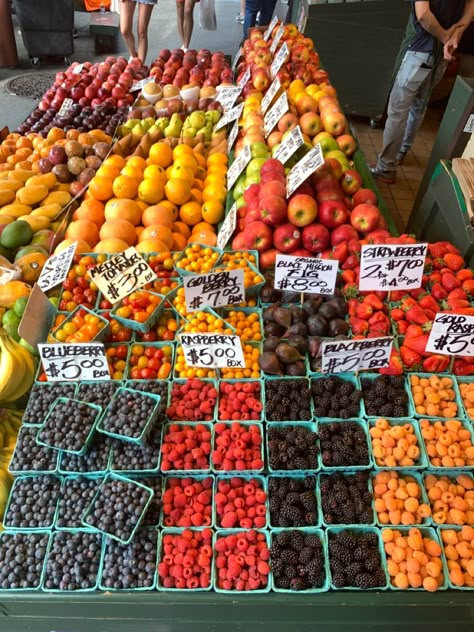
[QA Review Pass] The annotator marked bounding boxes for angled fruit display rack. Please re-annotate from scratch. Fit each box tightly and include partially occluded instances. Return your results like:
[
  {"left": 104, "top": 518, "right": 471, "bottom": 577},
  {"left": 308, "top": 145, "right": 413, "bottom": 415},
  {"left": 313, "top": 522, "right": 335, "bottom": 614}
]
[{"left": 0, "top": 19, "right": 474, "bottom": 632}]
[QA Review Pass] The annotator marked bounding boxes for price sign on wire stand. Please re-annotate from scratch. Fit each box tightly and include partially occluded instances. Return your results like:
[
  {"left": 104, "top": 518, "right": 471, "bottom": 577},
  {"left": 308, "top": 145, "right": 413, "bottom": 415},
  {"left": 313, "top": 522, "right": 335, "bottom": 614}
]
[
  {"left": 216, "top": 85, "right": 241, "bottom": 110},
  {"left": 38, "top": 342, "right": 111, "bottom": 382},
  {"left": 269, "top": 23, "right": 285, "bottom": 55},
  {"left": 238, "top": 67, "right": 251, "bottom": 88},
  {"left": 263, "top": 15, "right": 279, "bottom": 41},
  {"left": 270, "top": 42, "right": 289, "bottom": 79},
  {"left": 321, "top": 336, "right": 393, "bottom": 374},
  {"left": 286, "top": 142, "right": 324, "bottom": 196},
  {"left": 88, "top": 246, "right": 157, "bottom": 304},
  {"left": 274, "top": 254, "right": 338, "bottom": 295},
  {"left": 261, "top": 77, "right": 281, "bottom": 115},
  {"left": 184, "top": 268, "right": 245, "bottom": 311},
  {"left": 180, "top": 333, "right": 245, "bottom": 369},
  {"left": 214, "top": 102, "right": 244, "bottom": 132},
  {"left": 37, "top": 242, "right": 77, "bottom": 293},
  {"left": 426, "top": 313, "right": 474, "bottom": 356},
  {"left": 216, "top": 203, "right": 237, "bottom": 251},
  {"left": 227, "top": 144, "right": 252, "bottom": 189},
  {"left": 227, "top": 119, "right": 239, "bottom": 150},
  {"left": 359, "top": 243, "right": 427, "bottom": 292},
  {"left": 263, "top": 91, "right": 289, "bottom": 137},
  {"left": 273, "top": 125, "right": 304, "bottom": 164}
]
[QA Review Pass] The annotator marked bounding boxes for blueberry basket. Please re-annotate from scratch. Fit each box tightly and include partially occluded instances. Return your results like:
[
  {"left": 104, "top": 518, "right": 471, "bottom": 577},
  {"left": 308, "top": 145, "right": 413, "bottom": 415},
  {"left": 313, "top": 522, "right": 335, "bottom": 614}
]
[
  {"left": 310, "top": 373, "right": 363, "bottom": 421},
  {"left": 22, "top": 382, "right": 78, "bottom": 425},
  {"left": 267, "top": 473, "right": 319, "bottom": 528},
  {"left": 407, "top": 373, "right": 463, "bottom": 420},
  {"left": 111, "top": 291, "right": 165, "bottom": 334},
  {"left": 37, "top": 397, "right": 102, "bottom": 456},
  {"left": 212, "top": 421, "right": 264, "bottom": 474},
  {"left": 110, "top": 424, "right": 163, "bottom": 475},
  {"left": 162, "top": 474, "right": 214, "bottom": 528},
  {"left": 0, "top": 530, "right": 51, "bottom": 592},
  {"left": 372, "top": 470, "right": 432, "bottom": 527},
  {"left": 58, "top": 432, "right": 113, "bottom": 476},
  {"left": 270, "top": 528, "right": 329, "bottom": 593},
  {"left": 266, "top": 422, "right": 320, "bottom": 474},
  {"left": 214, "top": 473, "right": 268, "bottom": 529},
  {"left": 368, "top": 418, "right": 429, "bottom": 470},
  {"left": 9, "top": 424, "right": 60, "bottom": 476},
  {"left": 50, "top": 305, "right": 110, "bottom": 343},
  {"left": 54, "top": 475, "right": 103, "bottom": 531},
  {"left": 319, "top": 418, "right": 373, "bottom": 471},
  {"left": 2, "top": 474, "right": 62, "bottom": 532}
]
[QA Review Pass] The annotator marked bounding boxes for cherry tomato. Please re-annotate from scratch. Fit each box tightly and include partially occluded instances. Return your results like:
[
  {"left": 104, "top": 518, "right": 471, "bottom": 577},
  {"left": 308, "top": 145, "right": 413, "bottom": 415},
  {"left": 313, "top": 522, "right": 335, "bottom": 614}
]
[
  {"left": 140, "top": 368, "right": 157, "bottom": 380},
  {"left": 62, "top": 278, "right": 76, "bottom": 291},
  {"left": 140, "top": 331, "right": 157, "bottom": 342},
  {"left": 115, "top": 345, "right": 128, "bottom": 360},
  {"left": 144, "top": 347, "right": 155, "bottom": 358},
  {"left": 130, "top": 367, "right": 142, "bottom": 379},
  {"left": 148, "top": 357, "right": 162, "bottom": 371}
]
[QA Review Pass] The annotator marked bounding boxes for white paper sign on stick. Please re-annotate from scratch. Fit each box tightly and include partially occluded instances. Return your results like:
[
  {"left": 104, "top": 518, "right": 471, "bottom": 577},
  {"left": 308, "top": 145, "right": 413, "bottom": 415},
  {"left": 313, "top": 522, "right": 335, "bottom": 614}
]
[
  {"left": 359, "top": 243, "right": 427, "bottom": 292},
  {"left": 37, "top": 242, "right": 77, "bottom": 293},
  {"left": 38, "top": 342, "right": 111, "bottom": 382},
  {"left": 263, "top": 91, "right": 289, "bottom": 137},
  {"left": 216, "top": 203, "right": 237, "bottom": 251},
  {"left": 464, "top": 114, "right": 474, "bottom": 134},
  {"left": 274, "top": 255, "right": 338, "bottom": 295},
  {"left": 273, "top": 125, "right": 304, "bottom": 164},
  {"left": 72, "top": 63, "right": 84, "bottom": 75},
  {"left": 286, "top": 142, "right": 324, "bottom": 196},
  {"left": 321, "top": 337, "right": 393, "bottom": 374},
  {"left": 227, "top": 119, "right": 239, "bottom": 150},
  {"left": 227, "top": 144, "right": 252, "bottom": 189},
  {"left": 88, "top": 246, "right": 156, "bottom": 304},
  {"left": 426, "top": 313, "right": 474, "bottom": 356},
  {"left": 238, "top": 67, "right": 251, "bottom": 88},
  {"left": 214, "top": 102, "right": 244, "bottom": 132},
  {"left": 263, "top": 15, "right": 279, "bottom": 41},
  {"left": 58, "top": 98, "right": 74, "bottom": 116},
  {"left": 215, "top": 85, "right": 241, "bottom": 110},
  {"left": 270, "top": 42, "right": 289, "bottom": 79},
  {"left": 261, "top": 77, "right": 281, "bottom": 115},
  {"left": 180, "top": 333, "right": 245, "bottom": 369},
  {"left": 269, "top": 23, "right": 285, "bottom": 55},
  {"left": 183, "top": 268, "right": 245, "bottom": 311}
]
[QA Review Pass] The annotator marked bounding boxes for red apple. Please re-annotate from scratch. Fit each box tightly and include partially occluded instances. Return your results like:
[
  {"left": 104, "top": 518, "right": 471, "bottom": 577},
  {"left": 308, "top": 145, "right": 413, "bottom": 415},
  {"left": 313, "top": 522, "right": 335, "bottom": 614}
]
[
  {"left": 290, "top": 248, "right": 313, "bottom": 257},
  {"left": 232, "top": 232, "right": 247, "bottom": 250},
  {"left": 366, "top": 229, "right": 391, "bottom": 244},
  {"left": 352, "top": 188, "right": 377, "bottom": 206},
  {"left": 260, "top": 195, "right": 287, "bottom": 226},
  {"left": 273, "top": 223, "right": 301, "bottom": 253},
  {"left": 316, "top": 186, "right": 344, "bottom": 203},
  {"left": 277, "top": 113, "right": 298, "bottom": 133},
  {"left": 252, "top": 68, "right": 270, "bottom": 91},
  {"left": 242, "top": 221, "right": 273, "bottom": 251},
  {"left": 378, "top": 215, "right": 388, "bottom": 230},
  {"left": 290, "top": 183, "right": 314, "bottom": 198},
  {"left": 302, "top": 223, "right": 330, "bottom": 254},
  {"left": 320, "top": 110, "right": 346, "bottom": 136},
  {"left": 324, "top": 157, "right": 343, "bottom": 180},
  {"left": 260, "top": 171, "right": 286, "bottom": 186},
  {"left": 350, "top": 203, "right": 382, "bottom": 234},
  {"left": 312, "top": 170, "right": 338, "bottom": 192},
  {"left": 330, "top": 224, "right": 359, "bottom": 246},
  {"left": 341, "top": 169, "right": 362, "bottom": 196},
  {"left": 287, "top": 193, "right": 318, "bottom": 227},
  {"left": 259, "top": 180, "right": 287, "bottom": 200},
  {"left": 260, "top": 158, "right": 285, "bottom": 177},
  {"left": 336, "top": 134, "right": 357, "bottom": 157},
  {"left": 318, "top": 200, "right": 349, "bottom": 229},
  {"left": 243, "top": 183, "right": 260, "bottom": 204},
  {"left": 244, "top": 208, "right": 263, "bottom": 225},
  {"left": 299, "top": 111, "right": 321, "bottom": 137},
  {"left": 259, "top": 248, "right": 280, "bottom": 269}
]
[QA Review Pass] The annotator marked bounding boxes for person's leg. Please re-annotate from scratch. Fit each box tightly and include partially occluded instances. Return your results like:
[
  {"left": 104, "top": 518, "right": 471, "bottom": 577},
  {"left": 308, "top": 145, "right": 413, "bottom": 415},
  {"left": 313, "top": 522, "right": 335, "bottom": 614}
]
[
  {"left": 182, "top": 0, "right": 196, "bottom": 50},
  {"left": 243, "top": 0, "right": 259, "bottom": 38},
  {"left": 258, "top": 0, "right": 277, "bottom": 28},
  {"left": 176, "top": 0, "right": 185, "bottom": 48},
  {"left": 136, "top": 1, "right": 155, "bottom": 62},
  {"left": 373, "top": 51, "right": 434, "bottom": 182},
  {"left": 120, "top": 0, "right": 138, "bottom": 59},
  {"left": 236, "top": 0, "right": 245, "bottom": 22}
]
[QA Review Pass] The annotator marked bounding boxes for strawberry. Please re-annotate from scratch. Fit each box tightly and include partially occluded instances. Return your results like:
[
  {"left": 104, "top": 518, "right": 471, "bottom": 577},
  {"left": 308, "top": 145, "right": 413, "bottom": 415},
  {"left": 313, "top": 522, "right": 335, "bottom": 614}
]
[
  {"left": 405, "top": 306, "right": 431, "bottom": 325},
  {"left": 457, "top": 269, "right": 473, "bottom": 282},
  {"left": 448, "top": 288, "right": 468, "bottom": 301},
  {"left": 347, "top": 238, "right": 361, "bottom": 254},
  {"left": 341, "top": 254, "right": 359, "bottom": 270},
  {"left": 400, "top": 346, "right": 422, "bottom": 369},
  {"left": 368, "top": 321, "right": 391, "bottom": 336},
  {"left": 343, "top": 282, "right": 359, "bottom": 297},
  {"left": 462, "top": 279, "right": 474, "bottom": 296},
  {"left": 445, "top": 298, "right": 471, "bottom": 310},
  {"left": 347, "top": 298, "right": 358, "bottom": 317},
  {"left": 441, "top": 273, "right": 461, "bottom": 291},
  {"left": 453, "top": 359, "right": 474, "bottom": 376},
  {"left": 397, "top": 320, "right": 409, "bottom": 335},
  {"left": 405, "top": 324, "right": 424, "bottom": 339},
  {"left": 332, "top": 242, "right": 348, "bottom": 263},
  {"left": 341, "top": 269, "right": 356, "bottom": 284},
  {"left": 356, "top": 302, "right": 373, "bottom": 319},
  {"left": 428, "top": 243, "right": 447, "bottom": 258},
  {"left": 350, "top": 317, "right": 369, "bottom": 335},
  {"left": 404, "top": 334, "right": 430, "bottom": 357},
  {"left": 390, "top": 290, "right": 409, "bottom": 302},
  {"left": 431, "top": 282, "right": 448, "bottom": 301},
  {"left": 444, "top": 254, "right": 464, "bottom": 271},
  {"left": 418, "top": 294, "right": 440, "bottom": 313},
  {"left": 422, "top": 354, "right": 450, "bottom": 373},
  {"left": 423, "top": 309, "right": 437, "bottom": 321},
  {"left": 379, "top": 351, "right": 404, "bottom": 376},
  {"left": 362, "top": 293, "right": 384, "bottom": 310},
  {"left": 368, "top": 312, "right": 390, "bottom": 326},
  {"left": 390, "top": 308, "right": 405, "bottom": 321}
]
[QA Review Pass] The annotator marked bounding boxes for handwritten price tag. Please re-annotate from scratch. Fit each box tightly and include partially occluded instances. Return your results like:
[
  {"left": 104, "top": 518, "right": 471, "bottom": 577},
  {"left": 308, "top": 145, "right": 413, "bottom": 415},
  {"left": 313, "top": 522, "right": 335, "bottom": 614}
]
[
  {"left": 270, "top": 42, "right": 289, "bottom": 80},
  {"left": 269, "top": 23, "right": 285, "bottom": 55},
  {"left": 216, "top": 85, "right": 241, "bottom": 110},
  {"left": 273, "top": 125, "right": 304, "bottom": 164},
  {"left": 214, "top": 102, "right": 244, "bottom": 132},
  {"left": 321, "top": 337, "right": 393, "bottom": 374},
  {"left": 359, "top": 243, "right": 427, "bottom": 292},
  {"left": 286, "top": 142, "right": 324, "bottom": 196},
  {"left": 261, "top": 77, "right": 281, "bottom": 115},
  {"left": 180, "top": 333, "right": 245, "bottom": 369},
  {"left": 227, "top": 119, "right": 239, "bottom": 150},
  {"left": 89, "top": 246, "right": 156, "bottom": 304},
  {"left": 263, "top": 15, "right": 279, "bottom": 41},
  {"left": 238, "top": 67, "right": 251, "bottom": 88},
  {"left": 216, "top": 203, "right": 237, "bottom": 251},
  {"left": 131, "top": 77, "right": 155, "bottom": 92},
  {"left": 264, "top": 91, "right": 289, "bottom": 137},
  {"left": 184, "top": 268, "right": 245, "bottom": 311},
  {"left": 58, "top": 98, "right": 74, "bottom": 117},
  {"left": 37, "top": 242, "right": 77, "bottom": 293},
  {"left": 227, "top": 144, "right": 252, "bottom": 189},
  {"left": 38, "top": 342, "right": 110, "bottom": 382},
  {"left": 426, "top": 313, "right": 474, "bottom": 356},
  {"left": 274, "top": 255, "right": 338, "bottom": 295}
]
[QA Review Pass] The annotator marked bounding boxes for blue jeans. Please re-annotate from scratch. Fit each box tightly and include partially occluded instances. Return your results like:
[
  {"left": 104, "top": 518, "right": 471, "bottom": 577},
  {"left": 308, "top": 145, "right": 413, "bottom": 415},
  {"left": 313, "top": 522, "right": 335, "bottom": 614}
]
[
  {"left": 376, "top": 50, "right": 447, "bottom": 174},
  {"left": 243, "top": 0, "right": 277, "bottom": 38}
]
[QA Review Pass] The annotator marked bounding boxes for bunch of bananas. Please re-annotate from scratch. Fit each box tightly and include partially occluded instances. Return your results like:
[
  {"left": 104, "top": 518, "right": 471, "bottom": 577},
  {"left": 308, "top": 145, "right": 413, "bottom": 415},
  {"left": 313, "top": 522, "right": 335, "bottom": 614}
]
[
  {"left": 0, "top": 407, "right": 22, "bottom": 524},
  {"left": 0, "top": 329, "right": 36, "bottom": 404}
]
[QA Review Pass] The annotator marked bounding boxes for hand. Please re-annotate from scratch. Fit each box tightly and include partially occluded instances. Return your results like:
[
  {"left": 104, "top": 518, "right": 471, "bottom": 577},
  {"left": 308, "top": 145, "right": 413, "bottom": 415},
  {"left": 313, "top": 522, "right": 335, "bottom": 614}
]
[{"left": 443, "top": 28, "right": 462, "bottom": 60}]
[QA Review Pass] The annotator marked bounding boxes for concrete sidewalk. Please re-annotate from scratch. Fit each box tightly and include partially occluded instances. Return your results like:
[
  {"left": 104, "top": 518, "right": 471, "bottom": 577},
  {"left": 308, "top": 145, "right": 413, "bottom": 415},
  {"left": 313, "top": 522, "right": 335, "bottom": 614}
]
[{"left": 0, "top": 0, "right": 267, "bottom": 131}]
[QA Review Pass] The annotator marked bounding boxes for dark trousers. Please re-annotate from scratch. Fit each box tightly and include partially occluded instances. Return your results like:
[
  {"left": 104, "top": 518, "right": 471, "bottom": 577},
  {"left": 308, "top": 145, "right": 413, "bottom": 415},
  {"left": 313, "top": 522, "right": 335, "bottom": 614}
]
[{"left": 243, "top": 0, "right": 277, "bottom": 38}]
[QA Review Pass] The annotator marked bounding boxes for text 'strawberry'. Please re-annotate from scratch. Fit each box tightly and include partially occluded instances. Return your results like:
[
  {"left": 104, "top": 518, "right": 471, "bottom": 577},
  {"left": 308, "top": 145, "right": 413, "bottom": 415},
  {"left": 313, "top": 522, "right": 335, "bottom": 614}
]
[
  {"left": 215, "top": 477, "right": 267, "bottom": 529},
  {"left": 158, "top": 528, "right": 213, "bottom": 590},
  {"left": 162, "top": 476, "right": 213, "bottom": 527},
  {"left": 215, "top": 530, "right": 270, "bottom": 591},
  {"left": 161, "top": 423, "right": 211, "bottom": 471},
  {"left": 212, "top": 422, "right": 263, "bottom": 471},
  {"left": 166, "top": 379, "right": 218, "bottom": 422},
  {"left": 218, "top": 381, "right": 263, "bottom": 421}
]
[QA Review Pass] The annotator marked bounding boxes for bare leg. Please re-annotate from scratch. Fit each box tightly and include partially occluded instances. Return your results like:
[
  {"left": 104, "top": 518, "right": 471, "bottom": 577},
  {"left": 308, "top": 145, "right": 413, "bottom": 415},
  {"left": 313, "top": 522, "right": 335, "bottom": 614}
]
[
  {"left": 137, "top": 2, "right": 154, "bottom": 62},
  {"left": 240, "top": 0, "right": 245, "bottom": 17},
  {"left": 120, "top": 0, "right": 137, "bottom": 58},
  {"left": 182, "top": 0, "right": 196, "bottom": 50},
  {"left": 176, "top": 1, "right": 185, "bottom": 48}
]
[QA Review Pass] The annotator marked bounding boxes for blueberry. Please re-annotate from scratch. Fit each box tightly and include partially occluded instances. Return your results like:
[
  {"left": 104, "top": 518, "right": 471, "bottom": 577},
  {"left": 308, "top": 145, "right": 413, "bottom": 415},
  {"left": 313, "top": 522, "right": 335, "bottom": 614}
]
[
  {"left": 77, "top": 381, "right": 118, "bottom": 408},
  {"left": 10, "top": 426, "right": 57, "bottom": 473},
  {"left": 23, "top": 383, "right": 76, "bottom": 425},
  {"left": 43, "top": 531, "right": 102, "bottom": 591},
  {"left": 111, "top": 425, "right": 162, "bottom": 472},
  {"left": 100, "top": 389, "right": 160, "bottom": 440},
  {"left": 39, "top": 398, "right": 99, "bottom": 453},
  {"left": 0, "top": 532, "right": 50, "bottom": 589},
  {"left": 56, "top": 477, "right": 101, "bottom": 529},
  {"left": 4, "top": 475, "right": 61, "bottom": 529},
  {"left": 60, "top": 433, "right": 112, "bottom": 474},
  {"left": 101, "top": 529, "right": 157, "bottom": 589}
]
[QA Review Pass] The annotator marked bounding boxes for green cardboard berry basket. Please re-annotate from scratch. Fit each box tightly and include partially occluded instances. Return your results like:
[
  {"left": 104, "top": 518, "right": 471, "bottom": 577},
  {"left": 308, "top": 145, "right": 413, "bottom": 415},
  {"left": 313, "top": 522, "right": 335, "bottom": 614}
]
[
  {"left": 212, "top": 421, "right": 264, "bottom": 475},
  {"left": 214, "top": 473, "right": 268, "bottom": 529},
  {"left": 407, "top": 372, "right": 463, "bottom": 420},
  {"left": 266, "top": 421, "right": 321, "bottom": 474},
  {"left": 371, "top": 470, "right": 432, "bottom": 527},
  {"left": 54, "top": 474, "right": 103, "bottom": 532},
  {"left": 267, "top": 472, "right": 319, "bottom": 529},
  {"left": 126, "top": 341, "right": 175, "bottom": 382},
  {"left": 0, "top": 530, "right": 52, "bottom": 592},
  {"left": 437, "top": 526, "right": 474, "bottom": 590},
  {"left": 111, "top": 291, "right": 165, "bottom": 334},
  {"left": 423, "top": 471, "right": 474, "bottom": 527},
  {"left": 174, "top": 243, "right": 222, "bottom": 277},
  {"left": 310, "top": 373, "right": 364, "bottom": 421},
  {"left": 9, "top": 424, "right": 60, "bottom": 476},
  {"left": 58, "top": 432, "right": 113, "bottom": 476},
  {"left": 161, "top": 473, "right": 214, "bottom": 529},
  {"left": 50, "top": 305, "right": 110, "bottom": 343},
  {"left": 368, "top": 418, "right": 429, "bottom": 471},
  {"left": 221, "top": 307, "right": 264, "bottom": 343},
  {"left": 418, "top": 417, "right": 474, "bottom": 471},
  {"left": 318, "top": 472, "right": 377, "bottom": 527},
  {"left": 318, "top": 418, "right": 373, "bottom": 471},
  {"left": 110, "top": 424, "right": 163, "bottom": 476},
  {"left": 160, "top": 421, "right": 213, "bottom": 474},
  {"left": 22, "top": 382, "right": 78, "bottom": 425},
  {"left": 455, "top": 376, "right": 474, "bottom": 422},
  {"left": 2, "top": 474, "right": 63, "bottom": 532},
  {"left": 270, "top": 527, "right": 329, "bottom": 593},
  {"left": 360, "top": 372, "right": 415, "bottom": 420}
]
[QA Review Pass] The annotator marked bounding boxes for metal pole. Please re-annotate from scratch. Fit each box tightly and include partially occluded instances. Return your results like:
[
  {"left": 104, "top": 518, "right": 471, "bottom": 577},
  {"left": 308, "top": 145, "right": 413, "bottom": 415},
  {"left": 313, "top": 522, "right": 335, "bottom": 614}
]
[{"left": 0, "top": 0, "right": 19, "bottom": 67}]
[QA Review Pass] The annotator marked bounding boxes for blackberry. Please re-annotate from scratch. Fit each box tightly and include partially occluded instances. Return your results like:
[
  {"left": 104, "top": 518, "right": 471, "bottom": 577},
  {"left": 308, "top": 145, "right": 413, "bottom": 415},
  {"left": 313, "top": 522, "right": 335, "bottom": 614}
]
[
  {"left": 290, "top": 577, "right": 307, "bottom": 591},
  {"left": 289, "top": 530, "right": 304, "bottom": 551},
  {"left": 354, "top": 573, "right": 372, "bottom": 589},
  {"left": 275, "top": 531, "right": 290, "bottom": 547},
  {"left": 275, "top": 576, "right": 291, "bottom": 589},
  {"left": 285, "top": 565, "right": 297, "bottom": 579},
  {"left": 393, "top": 406, "right": 406, "bottom": 418},
  {"left": 270, "top": 558, "right": 284, "bottom": 576},
  {"left": 300, "top": 491, "right": 316, "bottom": 512},
  {"left": 286, "top": 491, "right": 301, "bottom": 505},
  {"left": 331, "top": 572, "right": 346, "bottom": 588},
  {"left": 266, "top": 380, "right": 311, "bottom": 421},
  {"left": 304, "top": 534, "right": 321, "bottom": 549},
  {"left": 298, "top": 547, "right": 314, "bottom": 564},
  {"left": 280, "top": 549, "right": 299, "bottom": 565}
]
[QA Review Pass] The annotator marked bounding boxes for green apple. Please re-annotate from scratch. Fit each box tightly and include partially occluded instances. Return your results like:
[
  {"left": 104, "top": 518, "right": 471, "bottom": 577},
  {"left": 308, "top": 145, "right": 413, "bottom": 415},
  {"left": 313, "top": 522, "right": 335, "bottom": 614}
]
[
  {"left": 232, "top": 174, "right": 247, "bottom": 200},
  {"left": 19, "top": 337, "right": 39, "bottom": 357},
  {"left": 313, "top": 131, "right": 339, "bottom": 155},
  {"left": 246, "top": 157, "right": 267, "bottom": 177},
  {"left": 271, "top": 143, "right": 282, "bottom": 158},
  {"left": 235, "top": 196, "right": 246, "bottom": 209},
  {"left": 245, "top": 172, "right": 261, "bottom": 187},
  {"left": 325, "top": 149, "right": 350, "bottom": 170},
  {"left": 250, "top": 141, "right": 270, "bottom": 159}
]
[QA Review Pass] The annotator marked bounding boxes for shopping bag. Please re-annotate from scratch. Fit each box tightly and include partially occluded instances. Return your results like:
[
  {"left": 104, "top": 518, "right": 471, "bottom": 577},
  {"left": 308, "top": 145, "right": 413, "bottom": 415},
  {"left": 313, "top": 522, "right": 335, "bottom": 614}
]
[{"left": 199, "top": 0, "right": 217, "bottom": 31}]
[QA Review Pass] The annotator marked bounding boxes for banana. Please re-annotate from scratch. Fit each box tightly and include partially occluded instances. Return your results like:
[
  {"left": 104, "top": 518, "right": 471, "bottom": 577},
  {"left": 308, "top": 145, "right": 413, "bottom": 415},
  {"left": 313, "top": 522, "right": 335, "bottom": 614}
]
[
  {"left": 2, "top": 341, "right": 36, "bottom": 403},
  {"left": 0, "top": 331, "right": 26, "bottom": 403}
]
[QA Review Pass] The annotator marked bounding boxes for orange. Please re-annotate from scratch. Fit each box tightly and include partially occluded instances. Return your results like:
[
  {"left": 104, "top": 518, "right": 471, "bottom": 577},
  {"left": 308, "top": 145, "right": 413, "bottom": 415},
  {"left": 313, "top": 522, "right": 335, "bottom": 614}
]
[
  {"left": 54, "top": 238, "right": 91, "bottom": 255},
  {"left": 201, "top": 199, "right": 224, "bottom": 224},
  {"left": 136, "top": 238, "right": 170, "bottom": 254},
  {"left": 126, "top": 156, "right": 147, "bottom": 171},
  {"left": 189, "top": 188, "right": 203, "bottom": 204},
  {"left": 202, "top": 183, "right": 227, "bottom": 203},
  {"left": 135, "top": 199, "right": 148, "bottom": 213},
  {"left": 88, "top": 176, "right": 114, "bottom": 202},
  {"left": 102, "top": 155, "right": 126, "bottom": 170},
  {"left": 104, "top": 198, "right": 142, "bottom": 226},
  {"left": 173, "top": 144, "right": 194, "bottom": 160},
  {"left": 165, "top": 178, "right": 191, "bottom": 205},
  {"left": 139, "top": 224, "right": 173, "bottom": 248},
  {"left": 204, "top": 173, "right": 227, "bottom": 189},
  {"left": 136, "top": 225, "right": 144, "bottom": 240},
  {"left": 65, "top": 219, "right": 100, "bottom": 247},
  {"left": 174, "top": 154, "right": 198, "bottom": 173},
  {"left": 159, "top": 200, "right": 179, "bottom": 221},
  {"left": 93, "top": 238, "right": 129, "bottom": 254},
  {"left": 206, "top": 164, "right": 227, "bottom": 177},
  {"left": 172, "top": 221, "right": 191, "bottom": 239},
  {"left": 192, "top": 221, "right": 216, "bottom": 234},
  {"left": 190, "top": 230, "right": 217, "bottom": 247},
  {"left": 149, "top": 142, "right": 173, "bottom": 168},
  {"left": 179, "top": 200, "right": 202, "bottom": 226},
  {"left": 171, "top": 232, "right": 187, "bottom": 251},
  {"left": 142, "top": 204, "right": 174, "bottom": 228},
  {"left": 46, "top": 127, "right": 65, "bottom": 143},
  {"left": 138, "top": 178, "right": 165, "bottom": 205},
  {"left": 143, "top": 164, "right": 166, "bottom": 183},
  {"left": 121, "top": 165, "right": 143, "bottom": 181},
  {"left": 206, "top": 152, "right": 228, "bottom": 167},
  {"left": 96, "top": 164, "right": 120, "bottom": 180},
  {"left": 73, "top": 199, "right": 105, "bottom": 227},
  {"left": 65, "top": 129, "right": 80, "bottom": 141},
  {"left": 113, "top": 175, "right": 138, "bottom": 199},
  {"left": 99, "top": 219, "right": 137, "bottom": 246},
  {"left": 168, "top": 164, "right": 195, "bottom": 185}
]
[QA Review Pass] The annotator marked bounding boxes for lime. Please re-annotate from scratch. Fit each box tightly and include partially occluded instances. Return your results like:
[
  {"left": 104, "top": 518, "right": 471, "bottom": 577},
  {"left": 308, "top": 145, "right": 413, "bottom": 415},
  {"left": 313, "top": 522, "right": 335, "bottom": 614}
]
[
  {"left": 19, "top": 337, "right": 39, "bottom": 357},
  {"left": 2, "top": 309, "right": 21, "bottom": 330},
  {"left": 3, "top": 322, "right": 20, "bottom": 342},
  {"left": 48, "top": 297, "right": 59, "bottom": 309},
  {"left": 0, "top": 220, "right": 33, "bottom": 250},
  {"left": 13, "top": 296, "right": 29, "bottom": 318}
]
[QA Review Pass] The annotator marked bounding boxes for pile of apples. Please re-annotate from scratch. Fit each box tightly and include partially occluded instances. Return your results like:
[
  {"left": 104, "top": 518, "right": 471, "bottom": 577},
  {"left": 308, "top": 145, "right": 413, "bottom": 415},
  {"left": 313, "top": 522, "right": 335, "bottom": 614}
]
[{"left": 149, "top": 48, "right": 234, "bottom": 89}]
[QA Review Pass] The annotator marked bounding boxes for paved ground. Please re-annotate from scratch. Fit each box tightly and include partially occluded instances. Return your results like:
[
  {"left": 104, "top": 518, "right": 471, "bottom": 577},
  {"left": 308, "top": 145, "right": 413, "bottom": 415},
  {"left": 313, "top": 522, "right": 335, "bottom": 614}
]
[{"left": 0, "top": 0, "right": 289, "bottom": 131}]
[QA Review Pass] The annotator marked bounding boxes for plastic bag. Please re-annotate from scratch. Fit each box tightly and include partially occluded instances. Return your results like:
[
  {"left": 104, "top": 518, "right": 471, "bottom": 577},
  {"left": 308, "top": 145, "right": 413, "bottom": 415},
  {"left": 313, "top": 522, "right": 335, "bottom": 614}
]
[{"left": 199, "top": 0, "right": 217, "bottom": 31}]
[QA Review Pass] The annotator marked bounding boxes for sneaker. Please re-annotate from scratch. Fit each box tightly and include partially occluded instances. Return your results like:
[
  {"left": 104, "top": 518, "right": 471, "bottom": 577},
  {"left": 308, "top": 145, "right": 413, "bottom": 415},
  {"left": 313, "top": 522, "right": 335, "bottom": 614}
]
[
  {"left": 369, "top": 165, "right": 396, "bottom": 185},
  {"left": 235, "top": 14, "right": 244, "bottom": 23},
  {"left": 395, "top": 151, "right": 407, "bottom": 166}
]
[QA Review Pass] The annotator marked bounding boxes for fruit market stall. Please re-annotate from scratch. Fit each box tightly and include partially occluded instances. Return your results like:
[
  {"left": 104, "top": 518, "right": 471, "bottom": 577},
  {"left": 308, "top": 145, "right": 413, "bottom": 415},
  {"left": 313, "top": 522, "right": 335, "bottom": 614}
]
[{"left": 0, "top": 19, "right": 474, "bottom": 632}]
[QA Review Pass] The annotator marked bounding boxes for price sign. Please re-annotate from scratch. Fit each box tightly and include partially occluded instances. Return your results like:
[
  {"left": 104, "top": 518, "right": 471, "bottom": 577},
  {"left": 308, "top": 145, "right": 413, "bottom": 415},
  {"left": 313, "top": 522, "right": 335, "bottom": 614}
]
[
  {"left": 180, "top": 333, "right": 245, "bottom": 369},
  {"left": 359, "top": 243, "right": 427, "bottom": 292},
  {"left": 269, "top": 23, "right": 285, "bottom": 55},
  {"left": 227, "top": 144, "right": 252, "bottom": 189},
  {"left": 264, "top": 91, "right": 289, "bottom": 137},
  {"left": 131, "top": 77, "right": 155, "bottom": 92},
  {"left": 274, "top": 255, "right": 338, "bottom": 295},
  {"left": 238, "top": 67, "right": 251, "bottom": 88},
  {"left": 426, "top": 313, "right": 474, "bottom": 356},
  {"left": 270, "top": 42, "right": 289, "bottom": 79},
  {"left": 38, "top": 342, "right": 111, "bottom": 382},
  {"left": 89, "top": 246, "right": 156, "bottom": 304},
  {"left": 261, "top": 77, "right": 281, "bottom": 115},
  {"left": 227, "top": 119, "right": 239, "bottom": 150},
  {"left": 232, "top": 47, "right": 242, "bottom": 71},
  {"left": 286, "top": 142, "right": 324, "bottom": 196},
  {"left": 72, "top": 63, "right": 84, "bottom": 75},
  {"left": 216, "top": 85, "right": 241, "bottom": 110},
  {"left": 321, "top": 337, "right": 393, "bottom": 374},
  {"left": 273, "top": 125, "right": 304, "bottom": 164},
  {"left": 184, "top": 268, "right": 245, "bottom": 311},
  {"left": 217, "top": 203, "right": 237, "bottom": 250},
  {"left": 263, "top": 15, "right": 279, "bottom": 41},
  {"left": 37, "top": 242, "right": 77, "bottom": 293},
  {"left": 58, "top": 98, "right": 74, "bottom": 117},
  {"left": 214, "top": 102, "right": 244, "bottom": 132}
]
